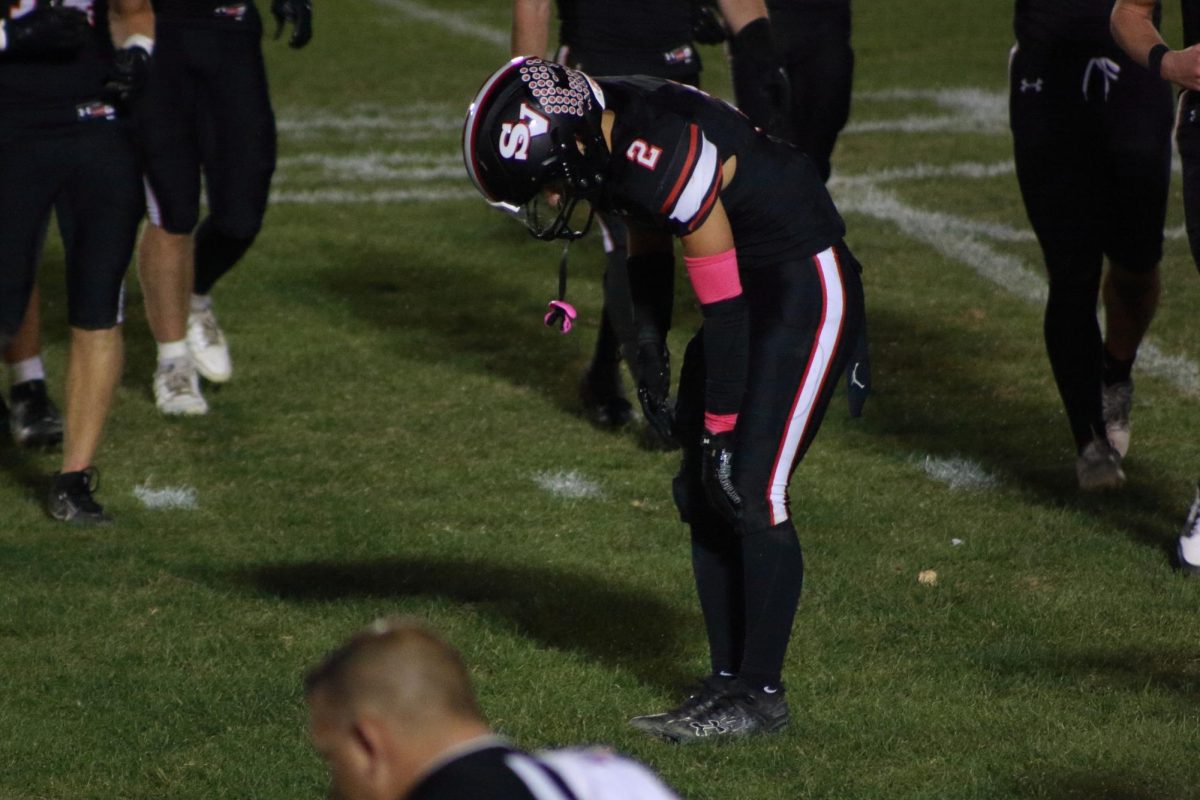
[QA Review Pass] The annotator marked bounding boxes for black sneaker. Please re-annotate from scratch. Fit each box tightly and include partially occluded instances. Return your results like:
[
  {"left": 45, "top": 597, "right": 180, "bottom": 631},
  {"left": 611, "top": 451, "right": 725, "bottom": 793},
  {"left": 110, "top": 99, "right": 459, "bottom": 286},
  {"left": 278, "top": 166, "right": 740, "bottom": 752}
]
[
  {"left": 640, "top": 680, "right": 789, "bottom": 744},
  {"left": 578, "top": 365, "right": 633, "bottom": 428},
  {"left": 10, "top": 380, "right": 63, "bottom": 448},
  {"left": 48, "top": 468, "right": 113, "bottom": 525},
  {"left": 630, "top": 675, "right": 736, "bottom": 739}
]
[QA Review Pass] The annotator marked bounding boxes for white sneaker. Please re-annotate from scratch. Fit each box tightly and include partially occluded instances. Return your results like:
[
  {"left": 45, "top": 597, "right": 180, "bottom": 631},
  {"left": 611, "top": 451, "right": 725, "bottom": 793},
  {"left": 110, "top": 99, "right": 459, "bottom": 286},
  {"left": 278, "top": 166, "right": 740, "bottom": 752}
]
[
  {"left": 1102, "top": 380, "right": 1133, "bottom": 458},
  {"left": 187, "top": 306, "right": 232, "bottom": 383},
  {"left": 1179, "top": 483, "right": 1200, "bottom": 576},
  {"left": 1075, "top": 438, "right": 1126, "bottom": 492},
  {"left": 154, "top": 360, "right": 208, "bottom": 416}
]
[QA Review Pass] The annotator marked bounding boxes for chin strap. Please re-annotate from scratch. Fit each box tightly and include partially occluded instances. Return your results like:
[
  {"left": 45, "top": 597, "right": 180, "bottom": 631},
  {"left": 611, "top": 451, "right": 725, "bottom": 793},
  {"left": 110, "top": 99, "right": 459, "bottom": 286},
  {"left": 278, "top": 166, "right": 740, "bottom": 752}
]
[{"left": 543, "top": 240, "right": 577, "bottom": 334}]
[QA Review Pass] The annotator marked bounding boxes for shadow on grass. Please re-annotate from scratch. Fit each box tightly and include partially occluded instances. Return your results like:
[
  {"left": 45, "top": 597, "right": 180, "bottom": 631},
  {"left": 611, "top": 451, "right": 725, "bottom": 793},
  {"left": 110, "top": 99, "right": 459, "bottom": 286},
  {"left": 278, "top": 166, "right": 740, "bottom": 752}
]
[
  {"left": 316, "top": 235, "right": 592, "bottom": 419},
  {"left": 1014, "top": 769, "right": 1186, "bottom": 800},
  {"left": 232, "top": 557, "right": 697, "bottom": 691},
  {"left": 844, "top": 304, "right": 1185, "bottom": 563},
  {"left": 992, "top": 646, "right": 1200, "bottom": 705}
]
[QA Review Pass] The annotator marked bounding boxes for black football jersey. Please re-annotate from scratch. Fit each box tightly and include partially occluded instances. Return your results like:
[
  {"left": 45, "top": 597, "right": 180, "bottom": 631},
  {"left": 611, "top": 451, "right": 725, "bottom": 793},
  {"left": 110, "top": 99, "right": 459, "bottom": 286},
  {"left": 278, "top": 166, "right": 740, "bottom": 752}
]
[
  {"left": 1015, "top": 0, "right": 1162, "bottom": 50},
  {"left": 0, "top": 0, "right": 114, "bottom": 115},
  {"left": 596, "top": 76, "right": 844, "bottom": 261},
  {"left": 152, "top": 0, "right": 262, "bottom": 27},
  {"left": 557, "top": 0, "right": 692, "bottom": 56}
]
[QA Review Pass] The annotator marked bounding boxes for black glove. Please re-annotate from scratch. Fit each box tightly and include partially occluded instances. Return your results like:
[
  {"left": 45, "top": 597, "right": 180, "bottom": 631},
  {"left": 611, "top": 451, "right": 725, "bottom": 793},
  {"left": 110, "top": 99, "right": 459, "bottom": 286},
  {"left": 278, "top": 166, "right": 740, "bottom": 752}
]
[
  {"left": 103, "top": 42, "right": 151, "bottom": 111},
  {"left": 692, "top": 0, "right": 727, "bottom": 45},
  {"left": 700, "top": 430, "right": 742, "bottom": 524},
  {"left": 729, "top": 18, "right": 796, "bottom": 142},
  {"left": 635, "top": 340, "right": 674, "bottom": 443},
  {"left": 272, "top": 0, "right": 312, "bottom": 49},
  {"left": 0, "top": 5, "right": 91, "bottom": 59}
]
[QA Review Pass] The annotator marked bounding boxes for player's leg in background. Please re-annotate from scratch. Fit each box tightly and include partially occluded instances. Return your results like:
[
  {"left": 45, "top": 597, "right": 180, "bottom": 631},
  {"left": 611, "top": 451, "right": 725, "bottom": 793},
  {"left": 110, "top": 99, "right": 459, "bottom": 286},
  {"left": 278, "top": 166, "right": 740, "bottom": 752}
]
[
  {"left": 1097, "top": 54, "right": 1172, "bottom": 460},
  {"left": 188, "top": 28, "right": 277, "bottom": 386},
  {"left": 3, "top": 280, "right": 64, "bottom": 448},
  {"left": 0, "top": 131, "right": 61, "bottom": 451},
  {"left": 137, "top": 25, "right": 208, "bottom": 415},
  {"left": 1011, "top": 47, "right": 1119, "bottom": 489},
  {"left": 580, "top": 214, "right": 634, "bottom": 428},
  {"left": 1171, "top": 89, "right": 1200, "bottom": 574},
  {"left": 52, "top": 122, "right": 144, "bottom": 523}
]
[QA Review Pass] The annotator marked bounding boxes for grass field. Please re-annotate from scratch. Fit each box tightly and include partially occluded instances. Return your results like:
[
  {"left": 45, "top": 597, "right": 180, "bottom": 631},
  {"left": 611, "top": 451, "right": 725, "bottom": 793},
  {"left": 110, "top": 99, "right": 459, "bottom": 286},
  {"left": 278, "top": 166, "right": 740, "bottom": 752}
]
[{"left": 2, "top": 1, "right": 1199, "bottom": 798}]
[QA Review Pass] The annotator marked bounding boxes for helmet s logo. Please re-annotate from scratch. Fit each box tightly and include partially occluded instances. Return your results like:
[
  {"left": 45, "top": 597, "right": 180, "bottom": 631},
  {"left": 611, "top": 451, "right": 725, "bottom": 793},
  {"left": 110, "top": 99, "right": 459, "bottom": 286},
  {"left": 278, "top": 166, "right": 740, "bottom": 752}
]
[{"left": 498, "top": 103, "right": 550, "bottom": 162}]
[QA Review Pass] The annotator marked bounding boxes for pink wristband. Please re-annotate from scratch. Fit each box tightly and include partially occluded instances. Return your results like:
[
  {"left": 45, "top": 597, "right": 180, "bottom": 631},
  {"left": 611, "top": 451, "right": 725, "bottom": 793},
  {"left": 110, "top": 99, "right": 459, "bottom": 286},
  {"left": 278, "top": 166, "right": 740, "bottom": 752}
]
[
  {"left": 685, "top": 248, "right": 742, "bottom": 305},
  {"left": 704, "top": 412, "right": 738, "bottom": 434}
]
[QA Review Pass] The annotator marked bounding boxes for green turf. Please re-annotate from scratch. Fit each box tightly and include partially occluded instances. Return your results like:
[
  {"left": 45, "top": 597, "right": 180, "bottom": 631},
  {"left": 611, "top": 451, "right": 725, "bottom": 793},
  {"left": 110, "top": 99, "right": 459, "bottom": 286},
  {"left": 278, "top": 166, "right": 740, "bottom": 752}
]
[{"left": 2, "top": 1, "right": 1198, "bottom": 798}]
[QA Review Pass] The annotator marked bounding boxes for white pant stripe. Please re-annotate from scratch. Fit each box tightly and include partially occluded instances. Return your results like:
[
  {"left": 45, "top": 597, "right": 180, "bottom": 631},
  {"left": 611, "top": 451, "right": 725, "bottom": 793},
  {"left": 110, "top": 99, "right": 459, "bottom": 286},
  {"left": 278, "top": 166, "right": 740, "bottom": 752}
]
[
  {"left": 767, "top": 246, "right": 847, "bottom": 525},
  {"left": 143, "top": 176, "right": 162, "bottom": 228}
]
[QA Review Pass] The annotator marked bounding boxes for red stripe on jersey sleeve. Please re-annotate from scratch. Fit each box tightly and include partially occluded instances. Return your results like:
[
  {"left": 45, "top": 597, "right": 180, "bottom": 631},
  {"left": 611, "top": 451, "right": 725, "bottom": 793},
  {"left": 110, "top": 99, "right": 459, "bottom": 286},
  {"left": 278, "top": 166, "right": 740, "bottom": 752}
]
[{"left": 659, "top": 124, "right": 699, "bottom": 215}]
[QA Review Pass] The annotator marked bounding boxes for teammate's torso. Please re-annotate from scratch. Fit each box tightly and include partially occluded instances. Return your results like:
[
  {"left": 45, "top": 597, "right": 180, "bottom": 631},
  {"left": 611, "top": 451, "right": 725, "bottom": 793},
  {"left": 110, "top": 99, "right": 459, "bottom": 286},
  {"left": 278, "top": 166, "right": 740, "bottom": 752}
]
[
  {"left": 557, "top": 0, "right": 692, "bottom": 54},
  {"left": 1015, "top": 0, "right": 1161, "bottom": 51},
  {"left": 151, "top": 0, "right": 262, "bottom": 31},
  {"left": 555, "top": 0, "right": 698, "bottom": 79},
  {"left": 598, "top": 76, "right": 844, "bottom": 259},
  {"left": 0, "top": 0, "right": 116, "bottom": 118}
]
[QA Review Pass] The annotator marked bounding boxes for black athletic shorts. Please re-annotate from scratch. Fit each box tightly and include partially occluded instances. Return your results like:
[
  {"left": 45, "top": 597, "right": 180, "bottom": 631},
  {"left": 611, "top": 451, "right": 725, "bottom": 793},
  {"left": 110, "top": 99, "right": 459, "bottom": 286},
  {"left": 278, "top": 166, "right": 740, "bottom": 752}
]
[
  {"left": 1010, "top": 44, "right": 1173, "bottom": 274},
  {"left": 674, "top": 242, "right": 865, "bottom": 535},
  {"left": 0, "top": 113, "right": 142, "bottom": 334},
  {"left": 138, "top": 15, "right": 276, "bottom": 237}
]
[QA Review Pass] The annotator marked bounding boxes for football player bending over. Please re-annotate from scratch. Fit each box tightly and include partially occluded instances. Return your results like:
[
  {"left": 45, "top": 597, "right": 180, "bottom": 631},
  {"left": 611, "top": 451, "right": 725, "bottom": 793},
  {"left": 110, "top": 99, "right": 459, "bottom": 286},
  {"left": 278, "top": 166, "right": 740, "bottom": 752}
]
[{"left": 463, "top": 58, "right": 865, "bottom": 741}]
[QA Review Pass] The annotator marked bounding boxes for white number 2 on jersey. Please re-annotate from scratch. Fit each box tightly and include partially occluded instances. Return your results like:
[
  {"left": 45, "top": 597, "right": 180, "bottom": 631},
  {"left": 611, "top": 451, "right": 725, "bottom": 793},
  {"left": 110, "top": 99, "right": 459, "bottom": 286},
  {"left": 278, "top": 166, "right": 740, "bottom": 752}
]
[{"left": 626, "top": 139, "right": 662, "bottom": 170}]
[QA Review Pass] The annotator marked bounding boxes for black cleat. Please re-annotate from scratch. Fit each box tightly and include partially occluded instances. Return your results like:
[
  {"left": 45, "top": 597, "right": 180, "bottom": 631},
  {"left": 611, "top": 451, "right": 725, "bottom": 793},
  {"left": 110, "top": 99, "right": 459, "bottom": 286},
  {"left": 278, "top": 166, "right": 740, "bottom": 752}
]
[
  {"left": 10, "top": 379, "right": 63, "bottom": 448},
  {"left": 633, "top": 679, "right": 789, "bottom": 744},
  {"left": 630, "top": 675, "right": 735, "bottom": 739},
  {"left": 48, "top": 468, "right": 113, "bottom": 525},
  {"left": 579, "top": 365, "right": 633, "bottom": 428}
]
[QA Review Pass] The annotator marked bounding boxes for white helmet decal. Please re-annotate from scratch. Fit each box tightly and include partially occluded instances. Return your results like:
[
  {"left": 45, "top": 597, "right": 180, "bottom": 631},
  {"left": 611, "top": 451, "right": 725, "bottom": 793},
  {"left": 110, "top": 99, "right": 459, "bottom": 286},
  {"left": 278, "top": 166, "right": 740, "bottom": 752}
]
[{"left": 498, "top": 103, "right": 549, "bottom": 162}]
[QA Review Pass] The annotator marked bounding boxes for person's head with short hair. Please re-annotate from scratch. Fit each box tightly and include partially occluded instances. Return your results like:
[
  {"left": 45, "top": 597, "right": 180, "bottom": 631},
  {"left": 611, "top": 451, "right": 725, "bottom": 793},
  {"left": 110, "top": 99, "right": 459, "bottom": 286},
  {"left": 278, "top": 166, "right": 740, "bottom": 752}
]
[{"left": 305, "top": 618, "right": 492, "bottom": 800}]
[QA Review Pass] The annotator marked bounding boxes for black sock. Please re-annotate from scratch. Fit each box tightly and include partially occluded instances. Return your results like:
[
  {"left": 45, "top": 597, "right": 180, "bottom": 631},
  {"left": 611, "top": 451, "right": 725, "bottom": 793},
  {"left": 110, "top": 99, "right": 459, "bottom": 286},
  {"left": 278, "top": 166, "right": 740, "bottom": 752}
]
[
  {"left": 1102, "top": 347, "right": 1134, "bottom": 386},
  {"left": 690, "top": 515, "right": 744, "bottom": 677},
  {"left": 737, "top": 520, "right": 804, "bottom": 690}
]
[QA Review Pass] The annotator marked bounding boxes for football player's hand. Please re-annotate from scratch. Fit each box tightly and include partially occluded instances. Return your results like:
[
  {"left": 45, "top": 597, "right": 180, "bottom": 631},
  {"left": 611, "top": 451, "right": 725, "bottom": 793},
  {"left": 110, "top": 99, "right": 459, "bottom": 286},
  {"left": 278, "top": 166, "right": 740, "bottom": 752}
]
[
  {"left": 732, "top": 60, "right": 795, "bottom": 142},
  {"left": 104, "top": 41, "right": 152, "bottom": 111},
  {"left": 692, "top": 0, "right": 727, "bottom": 45},
  {"left": 701, "top": 430, "right": 742, "bottom": 523},
  {"left": 729, "top": 18, "right": 796, "bottom": 142},
  {"left": 635, "top": 340, "right": 674, "bottom": 443},
  {"left": 272, "top": 0, "right": 312, "bottom": 48},
  {"left": 0, "top": 5, "right": 91, "bottom": 58}
]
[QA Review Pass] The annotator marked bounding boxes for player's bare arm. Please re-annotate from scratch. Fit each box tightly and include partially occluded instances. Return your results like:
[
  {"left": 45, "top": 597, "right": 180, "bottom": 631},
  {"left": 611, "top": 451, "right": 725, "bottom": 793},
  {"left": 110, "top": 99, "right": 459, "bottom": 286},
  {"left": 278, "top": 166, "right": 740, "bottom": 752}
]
[
  {"left": 109, "top": 0, "right": 154, "bottom": 45},
  {"left": 1113, "top": 0, "right": 1200, "bottom": 89},
  {"left": 511, "top": 0, "right": 551, "bottom": 58},
  {"left": 715, "top": 0, "right": 768, "bottom": 36}
]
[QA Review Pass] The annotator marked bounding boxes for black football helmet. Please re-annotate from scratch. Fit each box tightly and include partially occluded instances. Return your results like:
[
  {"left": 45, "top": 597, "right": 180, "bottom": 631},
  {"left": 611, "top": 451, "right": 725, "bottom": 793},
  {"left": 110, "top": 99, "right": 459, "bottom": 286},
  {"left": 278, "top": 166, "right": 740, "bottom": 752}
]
[{"left": 463, "top": 57, "right": 610, "bottom": 240}]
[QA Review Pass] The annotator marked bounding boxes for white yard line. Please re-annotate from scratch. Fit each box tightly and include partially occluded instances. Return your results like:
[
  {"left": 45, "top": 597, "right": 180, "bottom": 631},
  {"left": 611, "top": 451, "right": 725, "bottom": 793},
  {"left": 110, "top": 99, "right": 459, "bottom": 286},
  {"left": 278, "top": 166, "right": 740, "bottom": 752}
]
[
  {"left": 833, "top": 171, "right": 1200, "bottom": 394},
  {"left": 533, "top": 470, "right": 604, "bottom": 500},
  {"left": 273, "top": 187, "right": 477, "bottom": 204},
  {"left": 133, "top": 483, "right": 199, "bottom": 510},
  {"left": 919, "top": 455, "right": 1000, "bottom": 491},
  {"left": 364, "top": 0, "right": 507, "bottom": 48}
]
